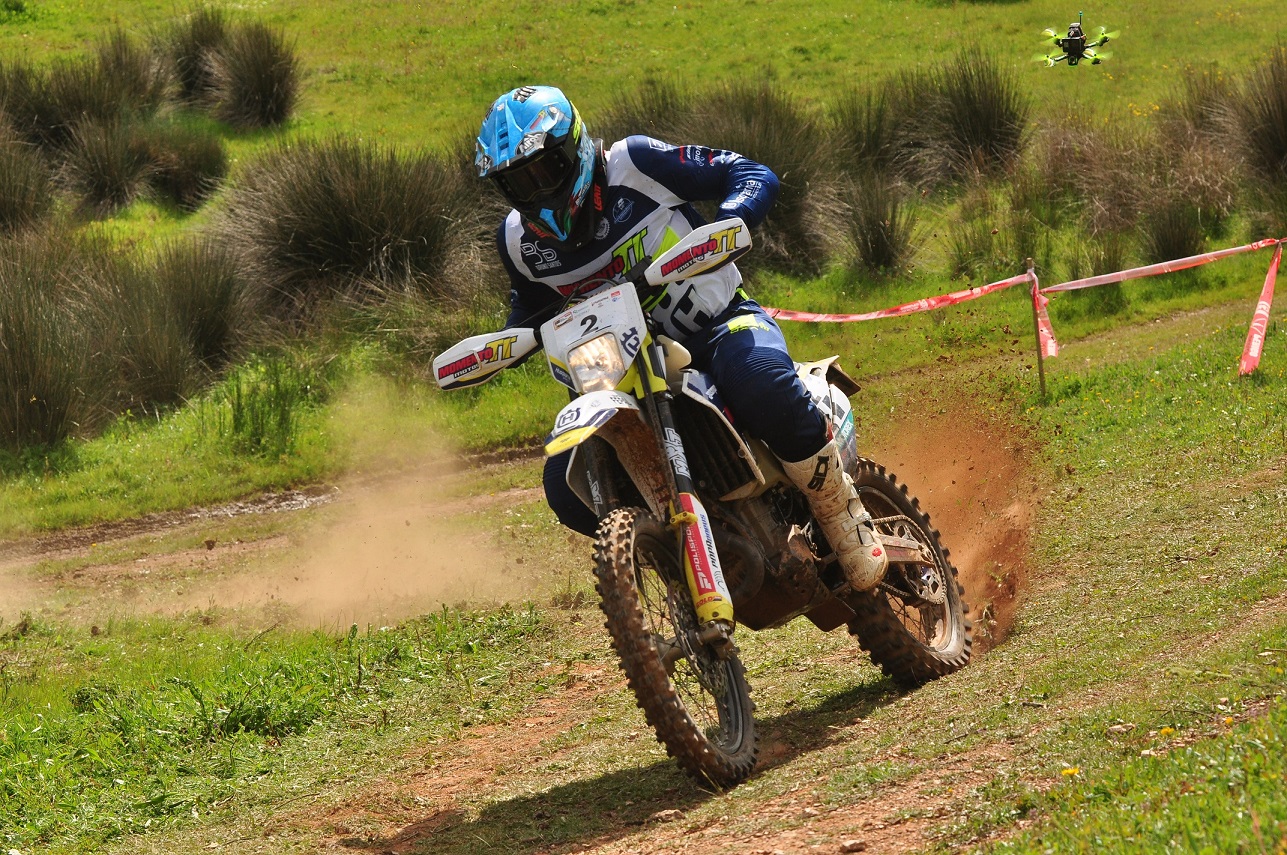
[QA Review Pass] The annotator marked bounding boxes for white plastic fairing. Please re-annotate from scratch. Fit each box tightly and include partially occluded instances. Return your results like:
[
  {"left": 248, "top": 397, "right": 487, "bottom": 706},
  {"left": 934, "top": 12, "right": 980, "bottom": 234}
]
[
  {"left": 432, "top": 327, "right": 539, "bottom": 390},
  {"left": 643, "top": 217, "right": 751, "bottom": 286}
]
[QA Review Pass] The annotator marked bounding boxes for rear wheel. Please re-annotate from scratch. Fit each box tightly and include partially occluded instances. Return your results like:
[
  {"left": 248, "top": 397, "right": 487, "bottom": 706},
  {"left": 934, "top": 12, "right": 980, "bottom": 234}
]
[
  {"left": 846, "top": 460, "right": 972, "bottom": 687},
  {"left": 594, "top": 507, "right": 758, "bottom": 788}
]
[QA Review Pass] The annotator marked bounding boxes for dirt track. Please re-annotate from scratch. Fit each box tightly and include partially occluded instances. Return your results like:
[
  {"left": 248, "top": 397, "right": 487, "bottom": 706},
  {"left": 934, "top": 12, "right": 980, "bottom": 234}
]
[{"left": 3, "top": 395, "right": 1038, "bottom": 855}]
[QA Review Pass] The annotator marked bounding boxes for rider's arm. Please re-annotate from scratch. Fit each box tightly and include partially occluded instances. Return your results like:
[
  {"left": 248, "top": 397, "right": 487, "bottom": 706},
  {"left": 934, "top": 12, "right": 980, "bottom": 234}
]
[{"left": 621, "top": 136, "right": 780, "bottom": 227}]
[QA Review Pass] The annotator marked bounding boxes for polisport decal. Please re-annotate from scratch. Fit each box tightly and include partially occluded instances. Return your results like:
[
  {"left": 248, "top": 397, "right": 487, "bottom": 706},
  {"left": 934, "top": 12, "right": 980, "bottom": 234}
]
[
  {"left": 678, "top": 493, "right": 732, "bottom": 623},
  {"left": 1240, "top": 242, "right": 1281, "bottom": 376}
]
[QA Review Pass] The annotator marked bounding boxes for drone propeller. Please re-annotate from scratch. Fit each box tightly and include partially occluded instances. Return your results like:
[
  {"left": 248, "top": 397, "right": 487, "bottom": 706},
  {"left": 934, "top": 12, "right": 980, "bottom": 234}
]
[
  {"left": 1032, "top": 53, "right": 1063, "bottom": 67},
  {"left": 1087, "top": 27, "right": 1121, "bottom": 48},
  {"left": 1040, "top": 28, "right": 1062, "bottom": 47},
  {"left": 1084, "top": 49, "right": 1113, "bottom": 64}
]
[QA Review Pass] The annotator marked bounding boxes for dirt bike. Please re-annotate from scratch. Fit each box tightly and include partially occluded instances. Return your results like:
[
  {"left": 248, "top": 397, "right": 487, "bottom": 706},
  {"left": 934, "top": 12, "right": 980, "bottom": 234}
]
[{"left": 432, "top": 219, "right": 971, "bottom": 789}]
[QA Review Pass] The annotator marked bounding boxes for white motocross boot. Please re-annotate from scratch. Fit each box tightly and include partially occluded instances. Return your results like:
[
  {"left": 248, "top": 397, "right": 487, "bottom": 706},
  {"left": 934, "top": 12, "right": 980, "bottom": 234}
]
[{"left": 781, "top": 440, "right": 888, "bottom": 591}]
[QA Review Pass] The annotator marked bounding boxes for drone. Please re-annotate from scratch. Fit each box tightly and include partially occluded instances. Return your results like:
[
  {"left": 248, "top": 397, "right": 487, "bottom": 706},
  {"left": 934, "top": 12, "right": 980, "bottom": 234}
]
[{"left": 1034, "top": 12, "right": 1119, "bottom": 67}]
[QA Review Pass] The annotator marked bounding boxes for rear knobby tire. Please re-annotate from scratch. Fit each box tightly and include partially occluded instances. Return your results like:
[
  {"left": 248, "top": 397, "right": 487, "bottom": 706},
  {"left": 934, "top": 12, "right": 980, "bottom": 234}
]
[
  {"left": 593, "top": 507, "right": 758, "bottom": 788},
  {"left": 846, "top": 459, "right": 972, "bottom": 688}
]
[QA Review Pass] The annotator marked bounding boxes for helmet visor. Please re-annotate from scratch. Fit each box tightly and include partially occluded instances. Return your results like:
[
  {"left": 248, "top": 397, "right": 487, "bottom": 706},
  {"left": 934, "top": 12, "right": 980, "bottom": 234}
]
[{"left": 492, "top": 143, "right": 575, "bottom": 207}]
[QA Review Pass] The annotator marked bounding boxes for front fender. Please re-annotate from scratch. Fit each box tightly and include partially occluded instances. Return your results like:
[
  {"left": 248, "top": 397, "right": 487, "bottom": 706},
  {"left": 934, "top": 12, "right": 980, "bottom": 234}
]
[{"left": 544, "top": 391, "right": 643, "bottom": 457}]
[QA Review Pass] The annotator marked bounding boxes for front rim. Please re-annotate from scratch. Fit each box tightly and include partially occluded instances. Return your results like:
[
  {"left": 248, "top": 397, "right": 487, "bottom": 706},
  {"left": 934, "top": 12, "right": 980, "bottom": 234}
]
[{"left": 632, "top": 529, "right": 748, "bottom": 754}]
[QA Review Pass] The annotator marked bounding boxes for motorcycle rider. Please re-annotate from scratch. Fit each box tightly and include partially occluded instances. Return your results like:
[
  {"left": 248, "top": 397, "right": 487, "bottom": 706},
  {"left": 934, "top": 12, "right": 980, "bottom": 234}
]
[{"left": 474, "top": 85, "right": 888, "bottom": 591}]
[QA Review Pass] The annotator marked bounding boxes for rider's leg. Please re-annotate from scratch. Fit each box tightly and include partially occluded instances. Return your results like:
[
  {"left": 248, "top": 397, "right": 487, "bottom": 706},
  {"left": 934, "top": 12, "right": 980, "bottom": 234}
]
[
  {"left": 689, "top": 302, "right": 887, "bottom": 590},
  {"left": 543, "top": 451, "right": 599, "bottom": 537}
]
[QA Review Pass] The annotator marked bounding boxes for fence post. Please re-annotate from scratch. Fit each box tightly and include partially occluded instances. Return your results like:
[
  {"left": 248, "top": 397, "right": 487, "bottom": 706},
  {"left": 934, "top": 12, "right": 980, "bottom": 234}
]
[{"left": 1028, "top": 258, "right": 1047, "bottom": 399}]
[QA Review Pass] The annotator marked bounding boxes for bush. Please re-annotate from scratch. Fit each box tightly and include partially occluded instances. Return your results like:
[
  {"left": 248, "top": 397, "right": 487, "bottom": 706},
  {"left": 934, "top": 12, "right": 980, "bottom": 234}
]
[
  {"left": 36, "top": 58, "right": 137, "bottom": 151},
  {"left": 1037, "top": 113, "right": 1149, "bottom": 236},
  {"left": 842, "top": 171, "right": 917, "bottom": 275},
  {"left": 210, "top": 21, "right": 299, "bottom": 129},
  {"left": 829, "top": 86, "right": 898, "bottom": 177},
  {"left": 93, "top": 27, "right": 169, "bottom": 118},
  {"left": 169, "top": 5, "right": 229, "bottom": 105},
  {"left": 934, "top": 49, "right": 1031, "bottom": 177},
  {"left": 57, "top": 120, "right": 154, "bottom": 215},
  {"left": 153, "top": 237, "right": 252, "bottom": 370},
  {"left": 0, "top": 129, "right": 53, "bottom": 233},
  {"left": 1228, "top": 45, "right": 1287, "bottom": 231},
  {"left": 134, "top": 120, "right": 228, "bottom": 210},
  {"left": 78, "top": 243, "right": 201, "bottom": 410},
  {"left": 0, "top": 233, "right": 106, "bottom": 450},
  {"left": 676, "top": 80, "right": 836, "bottom": 275},
  {"left": 216, "top": 137, "right": 485, "bottom": 311},
  {"left": 1139, "top": 198, "right": 1205, "bottom": 264},
  {"left": 594, "top": 77, "right": 694, "bottom": 145}
]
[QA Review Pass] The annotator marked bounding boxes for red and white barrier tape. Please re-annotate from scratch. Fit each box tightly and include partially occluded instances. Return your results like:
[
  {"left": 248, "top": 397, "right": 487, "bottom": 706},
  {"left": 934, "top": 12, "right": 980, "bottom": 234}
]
[
  {"left": 1032, "top": 279, "right": 1060, "bottom": 358},
  {"left": 1039, "top": 238, "right": 1281, "bottom": 293},
  {"left": 1240, "top": 242, "right": 1281, "bottom": 376},
  {"left": 760, "top": 237, "right": 1282, "bottom": 375},
  {"left": 763, "top": 272, "right": 1031, "bottom": 323}
]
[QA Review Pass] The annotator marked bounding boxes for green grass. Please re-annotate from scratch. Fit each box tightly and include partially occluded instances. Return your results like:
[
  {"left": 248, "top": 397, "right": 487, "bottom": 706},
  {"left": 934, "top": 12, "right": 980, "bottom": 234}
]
[
  {"left": 0, "top": 606, "right": 550, "bottom": 853},
  {"left": 1, "top": 2, "right": 1286, "bottom": 852},
  {"left": 4, "top": 1, "right": 1282, "bottom": 150}
]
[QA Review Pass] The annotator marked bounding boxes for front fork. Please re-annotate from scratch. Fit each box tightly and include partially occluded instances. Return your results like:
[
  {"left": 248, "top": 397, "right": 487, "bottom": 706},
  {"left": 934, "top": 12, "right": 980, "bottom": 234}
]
[{"left": 640, "top": 341, "right": 736, "bottom": 634}]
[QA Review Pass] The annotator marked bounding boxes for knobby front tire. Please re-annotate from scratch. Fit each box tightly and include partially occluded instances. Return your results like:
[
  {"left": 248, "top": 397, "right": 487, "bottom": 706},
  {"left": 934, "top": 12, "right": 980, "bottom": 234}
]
[{"left": 593, "top": 507, "right": 758, "bottom": 789}]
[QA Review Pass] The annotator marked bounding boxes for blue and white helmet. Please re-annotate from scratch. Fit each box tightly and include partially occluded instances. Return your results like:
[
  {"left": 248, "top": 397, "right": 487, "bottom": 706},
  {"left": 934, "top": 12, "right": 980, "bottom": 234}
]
[{"left": 476, "top": 85, "right": 598, "bottom": 248}]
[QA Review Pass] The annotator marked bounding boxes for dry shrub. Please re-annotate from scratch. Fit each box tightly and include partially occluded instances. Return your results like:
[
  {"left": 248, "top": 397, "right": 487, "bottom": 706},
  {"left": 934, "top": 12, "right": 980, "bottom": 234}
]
[
  {"left": 209, "top": 21, "right": 298, "bottom": 129},
  {"left": 841, "top": 171, "right": 918, "bottom": 275},
  {"left": 134, "top": 120, "right": 229, "bottom": 210},
  {"left": 594, "top": 78, "right": 695, "bottom": 146},
  {"left": 57, "top": 120, "right": 154, "bottom": 215},
  {"left": 94, "top": 27, "right": 169, "bottom": 117},
  {"left": 169, "top": 5, "right": 229, "bottom": 105},
  {"left": 0, "top": 127, "right": 53, "bottom": 234},
  {"left": 215, "top": 137, "right": 490, "bottom": 314},
  {"left": 674, "top": 80, "right": 837, "bottom": 275},
  {"left": 0, "top": 232, "right": 107, "bottom": 449},
  {"left": 153, "top": 237, "right": 253, "bottom": 371}
]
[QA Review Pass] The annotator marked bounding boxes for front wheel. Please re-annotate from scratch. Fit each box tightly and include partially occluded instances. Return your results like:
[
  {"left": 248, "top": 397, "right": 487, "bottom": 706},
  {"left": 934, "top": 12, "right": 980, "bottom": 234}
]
[
  {"left": 846, "top": 460, "right": 972, "bottom": 688},
  {"left": 594, "top": 507, "right": 758, "bottom": 788}
]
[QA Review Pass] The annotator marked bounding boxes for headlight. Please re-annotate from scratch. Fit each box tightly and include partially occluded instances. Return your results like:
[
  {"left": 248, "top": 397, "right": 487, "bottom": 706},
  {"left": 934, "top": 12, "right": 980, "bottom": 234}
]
[{"left": 568, "top": 333, "right": 627, "bottom": 392}]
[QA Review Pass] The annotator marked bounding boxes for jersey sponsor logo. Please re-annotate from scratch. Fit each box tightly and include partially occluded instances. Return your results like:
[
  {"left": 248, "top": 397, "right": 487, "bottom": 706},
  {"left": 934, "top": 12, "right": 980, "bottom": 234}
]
[
  {"left": 658, "top": 223, "right": 743, "bottom": 278},
  {"left": 595, "top": 217, "right": 611, "bottom": 239},
  {"left": 521, "top": 241, "right": 561, "bottom": 272},
  {"left": 612, "top": 197, "right": 634, "bottom": 223},
  {"left": 554, "top": 227, "right": 649, "bottom": 296}
]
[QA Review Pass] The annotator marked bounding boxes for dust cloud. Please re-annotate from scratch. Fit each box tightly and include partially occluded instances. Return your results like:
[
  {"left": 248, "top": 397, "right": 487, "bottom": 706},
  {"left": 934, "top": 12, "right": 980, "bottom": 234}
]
[
  {"left": 209, "top": 468, "right": 528, "bottom": 626},
  {"left": 867, "top": 400, "right": 1035, "bottom": 649}
]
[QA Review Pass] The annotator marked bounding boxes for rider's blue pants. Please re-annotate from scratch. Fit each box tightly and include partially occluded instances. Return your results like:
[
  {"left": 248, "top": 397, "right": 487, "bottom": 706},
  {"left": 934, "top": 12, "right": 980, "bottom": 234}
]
[{"left": 544, "top": 300, "right": 828, "bottom": 537}]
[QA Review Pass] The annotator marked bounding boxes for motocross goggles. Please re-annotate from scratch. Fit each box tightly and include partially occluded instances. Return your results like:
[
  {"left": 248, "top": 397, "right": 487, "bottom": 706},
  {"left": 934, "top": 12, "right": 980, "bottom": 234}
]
[{"left": 490, "top": 131, "right": 579, "bottom": 208}]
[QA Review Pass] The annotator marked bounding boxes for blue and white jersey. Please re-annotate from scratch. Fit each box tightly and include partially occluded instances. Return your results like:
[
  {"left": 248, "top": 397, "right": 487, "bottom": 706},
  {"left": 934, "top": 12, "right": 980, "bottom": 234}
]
[{"left": 499, "top": 135, "right": 779, "bottom": 343}]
